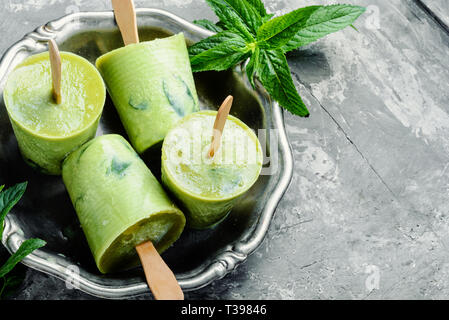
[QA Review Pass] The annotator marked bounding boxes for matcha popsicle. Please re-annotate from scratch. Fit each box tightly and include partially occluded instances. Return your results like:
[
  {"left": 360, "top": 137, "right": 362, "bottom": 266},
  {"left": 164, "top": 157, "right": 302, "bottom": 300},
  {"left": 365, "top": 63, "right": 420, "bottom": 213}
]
[
  {"left": 3, "top": 49, "right": 105, "bottom": 175},
  {"left": 62, "top": 134, "right": 186, "bottom": 274},
  {"left": 96, "top": 32, "right": 199, "bottom": 154},
  {"left": 161, "top": 101, "right": 263, "bottom": 229}
]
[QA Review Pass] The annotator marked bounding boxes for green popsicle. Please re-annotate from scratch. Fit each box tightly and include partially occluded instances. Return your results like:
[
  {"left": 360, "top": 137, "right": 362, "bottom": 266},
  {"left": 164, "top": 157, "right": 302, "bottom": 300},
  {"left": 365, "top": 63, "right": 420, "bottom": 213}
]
[
  {"left": 161, "top": 110, "right": 263, "bottom": 229},
  {"left": 3, "top": 51, "right": 106, "bottom": 175},
  {"left": 62, "top": 134, "right": 185, "bottom": 274},
  {"left": 95, "top": 33, "right": 199, "bottom": 154}
]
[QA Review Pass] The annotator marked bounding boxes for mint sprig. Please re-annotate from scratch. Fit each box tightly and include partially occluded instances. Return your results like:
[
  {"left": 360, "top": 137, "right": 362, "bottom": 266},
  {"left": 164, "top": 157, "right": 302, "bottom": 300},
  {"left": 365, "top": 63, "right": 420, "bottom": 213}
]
[
  {"left": 190, "top": 1, "right": 366, "bottom": 117},
  {"left": 0, "top": 182, "right": 46, "bottom": 299},
  {"left": 189, "top": 31, "right": 252, "bottom": 71}
]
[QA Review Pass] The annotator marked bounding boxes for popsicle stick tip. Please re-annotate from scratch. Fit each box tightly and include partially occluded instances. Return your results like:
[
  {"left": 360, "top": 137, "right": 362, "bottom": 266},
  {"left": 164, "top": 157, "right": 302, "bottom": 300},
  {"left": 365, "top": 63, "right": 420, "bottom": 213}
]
[
  {"left": 135, "top": 241, "right": 184, "bottom": 300},
  {"left": 112, "top": 0, "right": 139, "bottom": 46},
  {"left": 48, "top": 39, "right": 62, "bottom": 105},
  {"left": 208, "top": 95, "right": 234, "bottom": 158}
]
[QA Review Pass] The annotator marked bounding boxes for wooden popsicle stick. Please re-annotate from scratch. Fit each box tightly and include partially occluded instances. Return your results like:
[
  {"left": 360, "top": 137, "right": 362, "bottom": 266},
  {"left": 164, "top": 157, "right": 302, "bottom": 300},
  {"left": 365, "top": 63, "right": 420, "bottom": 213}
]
[
  {"left": 208, "top": 95, "right": 234, "bottom": 158},
  {"left": 111, "top": 0, "right": 139, "bottom": 45},
  {"left": 135, "top": 241, "right": 184, "bottom": 300},
  {"left": 48, "top": 39, "right": 62, "bottom": 104}
]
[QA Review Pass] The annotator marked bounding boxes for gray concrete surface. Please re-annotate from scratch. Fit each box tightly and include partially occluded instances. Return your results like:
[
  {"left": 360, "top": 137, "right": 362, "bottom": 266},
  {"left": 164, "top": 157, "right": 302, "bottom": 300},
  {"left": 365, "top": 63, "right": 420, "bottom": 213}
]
[{"left": 1, "top": 0, "right": 449, "bottom": 300}]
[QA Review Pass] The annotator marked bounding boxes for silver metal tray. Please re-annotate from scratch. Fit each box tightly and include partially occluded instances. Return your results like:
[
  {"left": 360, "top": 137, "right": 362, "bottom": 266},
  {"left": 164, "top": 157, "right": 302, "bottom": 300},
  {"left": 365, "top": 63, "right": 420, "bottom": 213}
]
[{"left": 0, "top": 9, "right": 293, "bottom": 299}]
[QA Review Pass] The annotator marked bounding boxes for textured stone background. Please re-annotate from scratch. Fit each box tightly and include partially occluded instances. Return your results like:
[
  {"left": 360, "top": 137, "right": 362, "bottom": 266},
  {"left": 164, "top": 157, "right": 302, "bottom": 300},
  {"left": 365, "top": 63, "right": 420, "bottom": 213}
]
[{"left": 1, "top": 0, "right": 449, "bottom": 300}]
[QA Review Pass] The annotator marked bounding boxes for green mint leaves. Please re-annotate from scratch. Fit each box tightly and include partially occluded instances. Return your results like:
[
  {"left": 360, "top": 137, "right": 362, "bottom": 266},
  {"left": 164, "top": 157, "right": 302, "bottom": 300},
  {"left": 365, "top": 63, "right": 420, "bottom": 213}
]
[
  {"left": 258, "top": 49, "right": 309, "bottom": 117},
  {"left": 189, "top": 31, "right": 251, "bottom": 72},
  {"left": 190, "top": 1, "right": 366, "bottom": 117},
  {"left": 278, "top": 5, "right": 369, "bottom": 53},
  {"left": 0, "top": 182, "right": 46, "bottom": 298}
]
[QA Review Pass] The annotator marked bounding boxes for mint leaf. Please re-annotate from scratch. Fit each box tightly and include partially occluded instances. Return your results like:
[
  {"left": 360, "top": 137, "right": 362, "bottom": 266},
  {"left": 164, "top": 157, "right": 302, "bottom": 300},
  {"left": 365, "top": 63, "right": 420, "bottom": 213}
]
[
  {"left": 216, "top": 21, "right": 226, "bottom": 30},
  {"left": 189, "top": 31, "right": 251, "bottom": 72},
  {"left": 262, "top": 13, "right": 275, "bottom": 23},
  {"left": 205, "top": 0, "right": 255, "bottom": 41},
  {"left": 0, "top": 182, "right": 27, "bottom": 237},
  {"left": 193, "top": 19, "right": 224, "bottom": 33},
  {"left": 246, "top": 46, "right": 260, "bottom": 89},
  {"left": 246, "top": 0, "right": 268, "bottom": 17},
  {"left": 257, "top": 6, "right": 321, "bottom": 49},
  {"left": 189, "top": 30, "right": 242, "bottom": 56},
  {"left": 0, "top": 273, "right": 24, "bottom": 299},
  {"left": 190, "top": 1, "right": 365, "bottom": 118},
  {"left": 0, "top": 183, "right": 46, "bottom": 298},
  {"left": 200, "top": 1, "right": 271, "bottom": 33},
  {"left": 0, "top": 238, "right": 46, "bottom": 278},
  {"left": 213, "top": 0, "right": 264, "bottom": 34},
  {"left": 280, "top": 5, "right": 366, "bottom": 53},
  {"left": 257, "top": 49, "right": 309, "bottom": 116}
]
